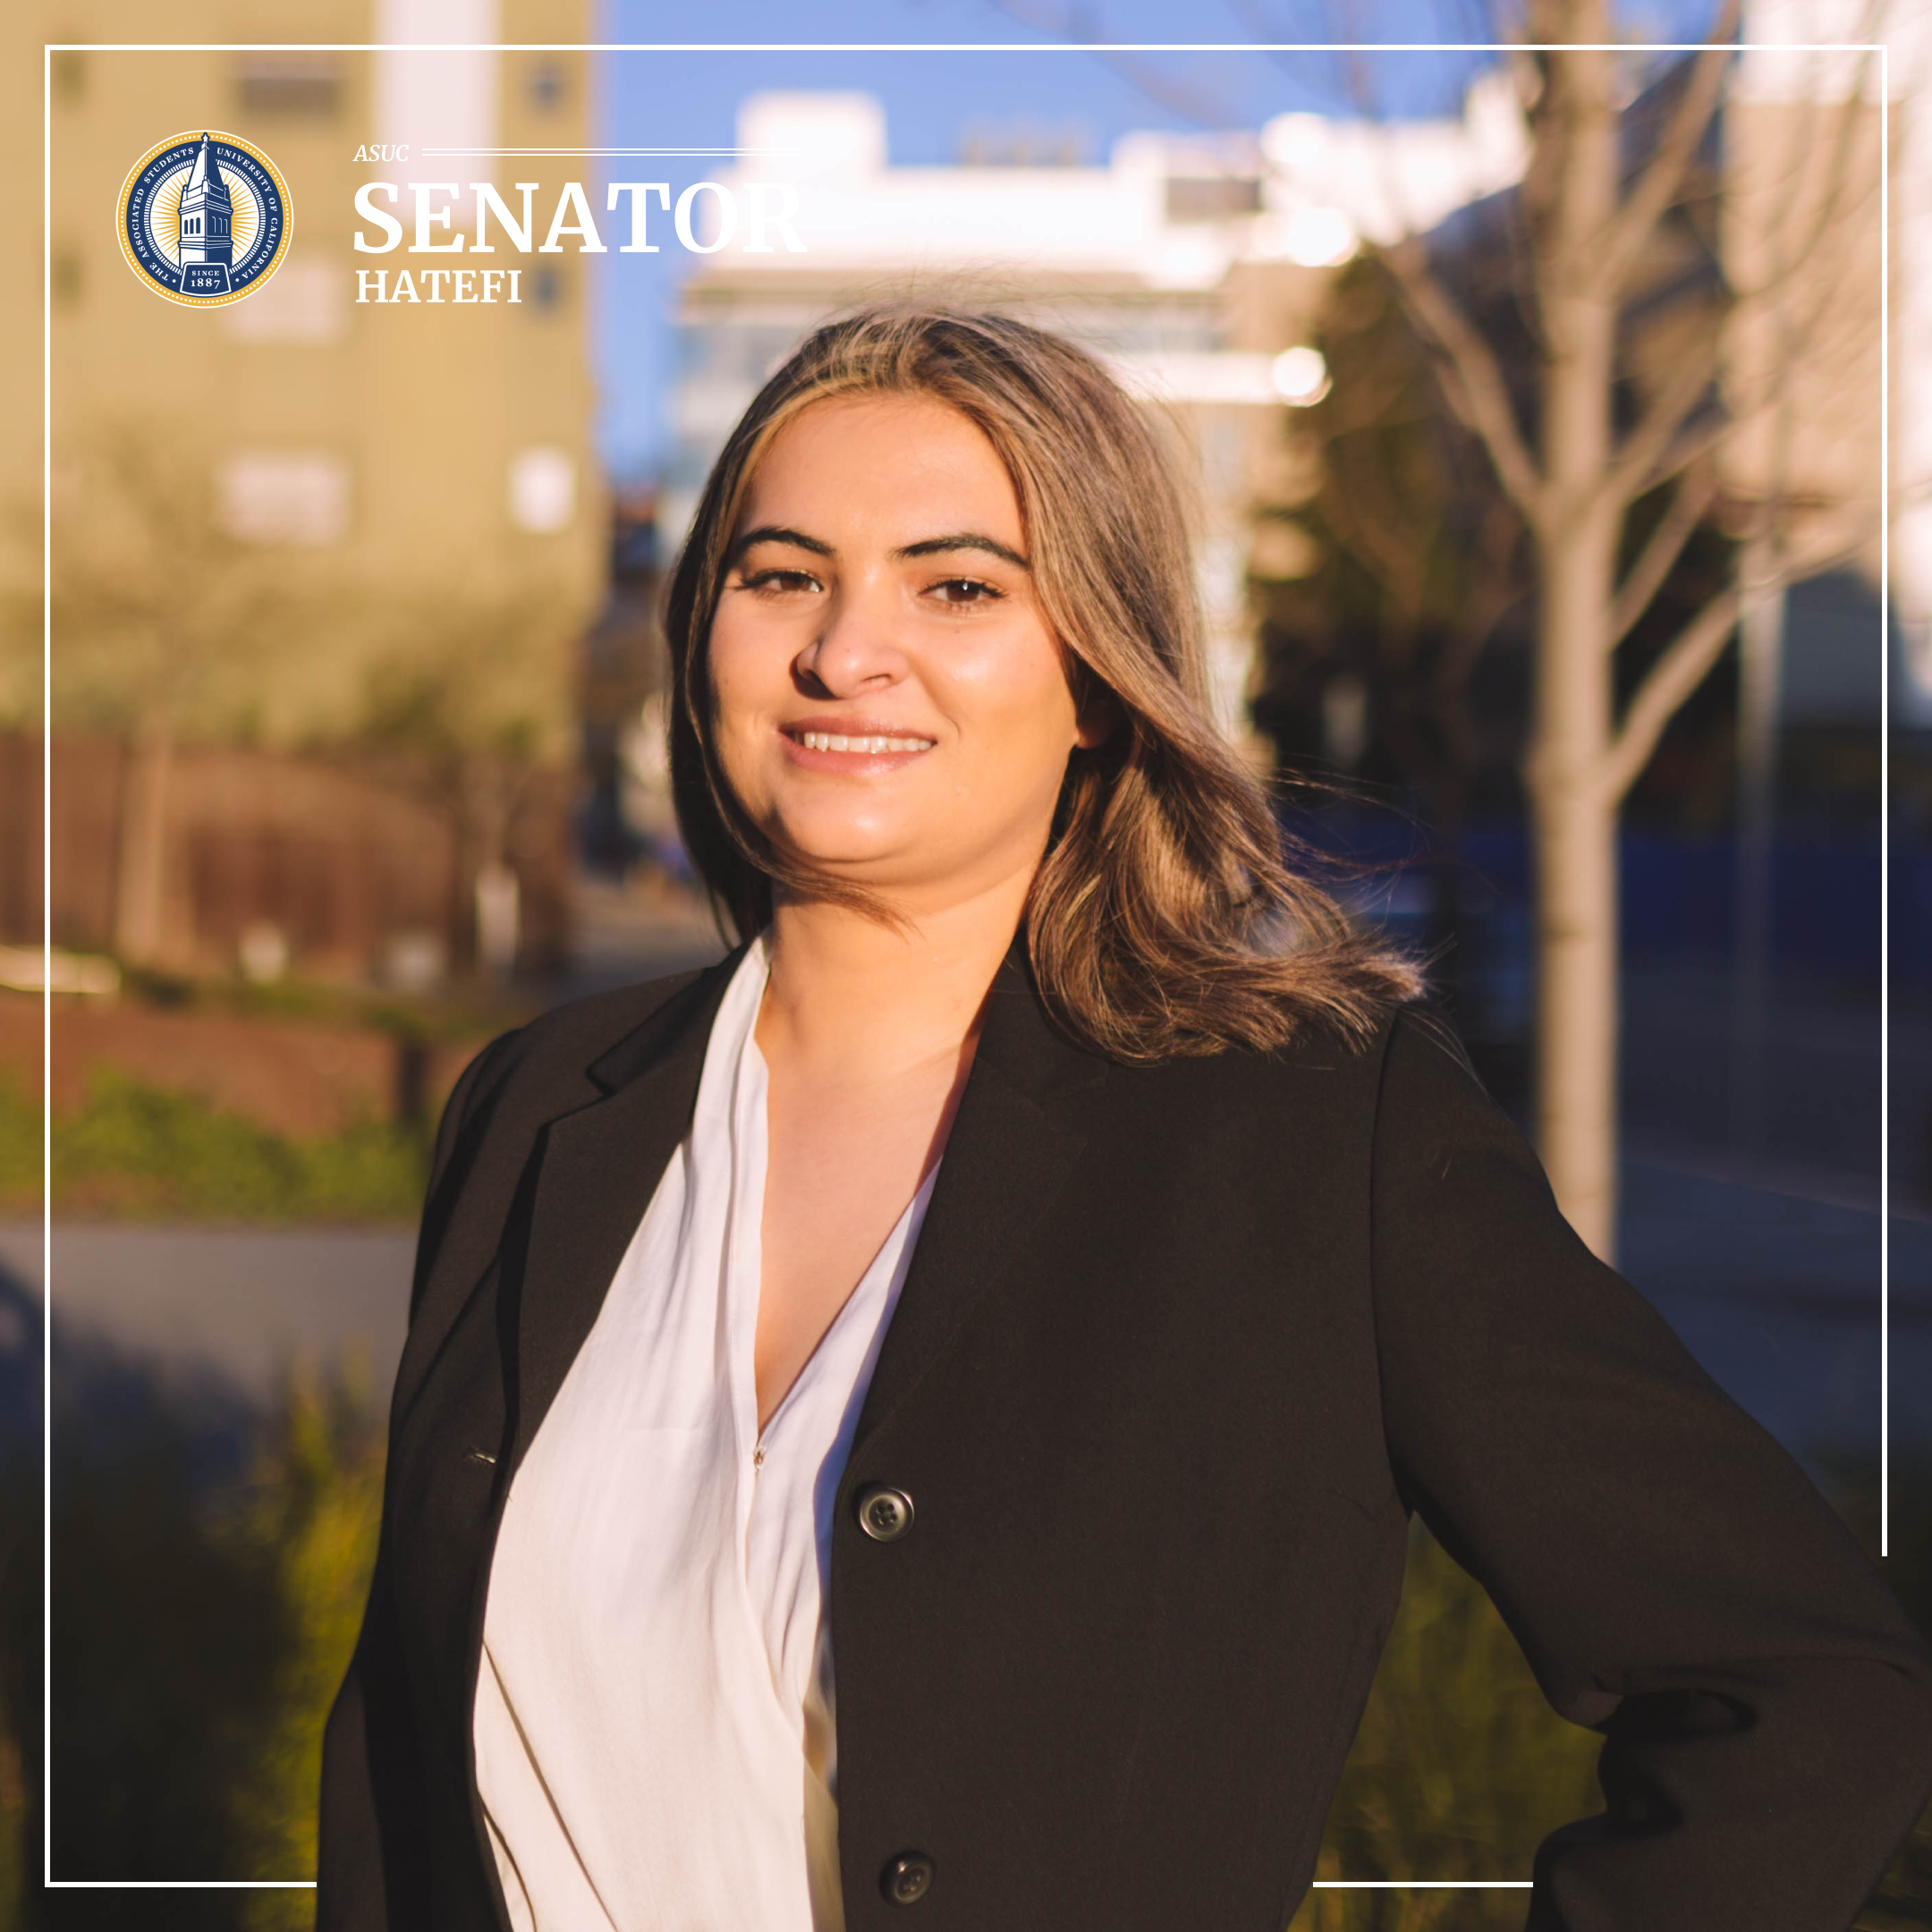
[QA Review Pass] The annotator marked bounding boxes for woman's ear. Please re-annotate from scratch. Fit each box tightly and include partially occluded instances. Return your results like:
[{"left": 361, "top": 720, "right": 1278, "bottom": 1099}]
[
  {"left": 1074, "top": 683, "right": 1123, "bottom": 751},
  {"left": 1064, "top": 656, "right": 1122, "bottom": 751}
]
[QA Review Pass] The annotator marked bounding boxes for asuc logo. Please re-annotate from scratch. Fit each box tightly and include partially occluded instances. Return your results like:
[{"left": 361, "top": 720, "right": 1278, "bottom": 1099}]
[{"left": 116, "top": 130, "right": 293, "bottom": 307}]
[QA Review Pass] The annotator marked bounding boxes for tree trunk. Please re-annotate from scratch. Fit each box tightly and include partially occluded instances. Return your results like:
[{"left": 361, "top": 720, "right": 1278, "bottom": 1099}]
[
  {"left": 113, "top": 716, "right": 174, "bottom": 968},
  {"left": 1730, "top": 537, "right": 1784, "bottom": 1159},
  {"left": 1527, "top": 25, "right": 1623, "bottom": 1260}
]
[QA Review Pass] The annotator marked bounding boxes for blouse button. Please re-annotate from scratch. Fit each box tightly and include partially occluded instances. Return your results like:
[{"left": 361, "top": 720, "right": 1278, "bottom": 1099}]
[
  {"left": 880, "top": 1852, "right": 934, "bottom": 1903},
  {"left": 855, "top": 1484, "right": 915, "bottom": 1542}
]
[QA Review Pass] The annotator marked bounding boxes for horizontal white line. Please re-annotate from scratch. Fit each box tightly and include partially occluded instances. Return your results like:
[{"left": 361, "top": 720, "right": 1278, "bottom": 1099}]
[
  {"left": 42, "top": 41, "right": 1889, "bottom": 52},
  {"left": 47, "top": 1879, "right": 1540, "bottom": 1893},
  {"left": 419, "top": 148, "right": 801, "bottom": 156}
]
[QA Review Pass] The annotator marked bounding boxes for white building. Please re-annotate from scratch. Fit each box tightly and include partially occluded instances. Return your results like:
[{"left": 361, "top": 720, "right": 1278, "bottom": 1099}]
[{"left": 665, "top": 82, "right": 1528, "bottom": 741}]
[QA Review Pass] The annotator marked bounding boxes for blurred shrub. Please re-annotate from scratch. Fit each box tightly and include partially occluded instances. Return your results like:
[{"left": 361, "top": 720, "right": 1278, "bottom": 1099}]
[
  {"left": 50, "top": 1075, "right": 430, "bottom": 1224},
  {"left": 222, "top": 1367, "right": 385, "bottom": 1932},
  {"left": 40, "top": 1348, "right": 383, "bottom": 1928},
  {"left": 1289, "top": 1524, "right": 1601, "bottom": 1932},
  {"left": 1291, "top": 1452, "right": 1932, "bottom": 1932},
  {"left": 47, "top": 1349, "right": 282, "bottom": 1911},
  {"left": 0, "top": 1079, "right": 38, "bottom": 1216},
  {"left": 0, "top": 1445, "right": 35, "bottom": 1932}
]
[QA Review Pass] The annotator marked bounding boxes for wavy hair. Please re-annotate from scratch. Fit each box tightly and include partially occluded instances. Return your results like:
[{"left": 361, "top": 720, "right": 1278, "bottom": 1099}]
[{"left": 662, "top": 301, "right": 1421, "bottom": 1062}]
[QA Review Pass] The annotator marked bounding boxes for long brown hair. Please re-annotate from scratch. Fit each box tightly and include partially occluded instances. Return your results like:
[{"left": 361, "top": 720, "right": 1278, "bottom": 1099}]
[{"left": 663, "top": 301, "right": 1421, "bottom": 1062}]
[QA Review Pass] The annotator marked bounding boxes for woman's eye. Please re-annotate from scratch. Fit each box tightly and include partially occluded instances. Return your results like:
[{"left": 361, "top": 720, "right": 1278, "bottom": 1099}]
[
  {"left": 928, "top": 577, "right": 1001, "bottom": 606},
  {"left": 741, "top": 568, "right": 820, "bottom": 596}
]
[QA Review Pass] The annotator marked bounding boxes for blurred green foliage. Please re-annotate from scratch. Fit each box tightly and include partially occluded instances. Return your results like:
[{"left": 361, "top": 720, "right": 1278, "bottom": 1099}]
[
  {"left": 1289, "top": 1525, "right": 1600, "bottom": 1932},
  {"left": 1292, "top": 1453, "right": 1932, "bottom": 1932},
  {"left": 35, "top": 1076, "right": 431, "bottom": 1224},
  {"left": 0, "top": 1436, "right": 32, "bottom": 1932},
  {"left": 221, "top": 1367, "right": 386, "bottom": 1932},
  {"left": 4, "top": 1356, "right": 385, "bottom": 1930},
  {"left": 0, "top": 1080, "right": 38, "bottom": 1214},
  {"left": 114, "top": 967, "right": 529, "bottom": 1049}
]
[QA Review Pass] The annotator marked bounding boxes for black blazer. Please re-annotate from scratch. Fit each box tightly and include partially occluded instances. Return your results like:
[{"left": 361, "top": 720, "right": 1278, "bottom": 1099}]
[{"left": 319, "top": 945, "right": 1932, "bottom": 1932}]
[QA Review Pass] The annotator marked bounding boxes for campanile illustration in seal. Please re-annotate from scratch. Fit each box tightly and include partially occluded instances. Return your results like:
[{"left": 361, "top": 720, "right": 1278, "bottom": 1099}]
[{"left": 176, "top": 134, "right": 235, "bottom": 294}]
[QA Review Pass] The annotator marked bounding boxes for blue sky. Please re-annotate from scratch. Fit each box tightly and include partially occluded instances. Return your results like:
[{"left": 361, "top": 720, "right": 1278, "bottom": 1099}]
[{"left": 589, "top": 1, "right": 1728, "bottom": 479}]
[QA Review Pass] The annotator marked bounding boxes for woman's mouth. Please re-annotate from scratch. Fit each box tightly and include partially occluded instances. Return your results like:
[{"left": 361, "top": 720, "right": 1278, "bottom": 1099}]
[
  {"left": 788, "top": 730, "right": 936, "bottom": 754},
  {"left": 777, "top": 723, "right": 937, "bottom": 771}
]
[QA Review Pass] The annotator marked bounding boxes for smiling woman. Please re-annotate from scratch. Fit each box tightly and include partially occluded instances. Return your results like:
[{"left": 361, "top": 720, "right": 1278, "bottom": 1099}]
[
  {"left": 706, "top": 394, "right": 1091, "bottom": 920},
  {"left": 319, "top": 306, "right": 1932, "bottom": 1932},
  {"left": 665, "top": 304, "right": 1419, "bottom": 1064}
]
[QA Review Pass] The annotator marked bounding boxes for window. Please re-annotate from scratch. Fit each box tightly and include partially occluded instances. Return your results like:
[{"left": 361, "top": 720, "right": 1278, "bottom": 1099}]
[
  {"left": 1164, "top": 176, "right": 1263, "bottom": 222},
  {"left": 509, "top": 448, "right": 575, "bottom": 534},
  {"left": 527, "top": 60, "right": 565, "bottom": 111},
  {"left": 51, "top": 248, "right": 82, "bottom": 308},
  {"left": 218, "top": 451, "right": 352, "bottom": 545},
  {"left": 219, "top": 260, "right": 346, "bottom": 344},
  {"left": 235, "top": 55, "right": 343, "bottom": 117}
]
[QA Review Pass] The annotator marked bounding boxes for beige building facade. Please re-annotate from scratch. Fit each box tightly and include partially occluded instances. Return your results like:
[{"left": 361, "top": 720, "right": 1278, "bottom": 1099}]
[
  {"left": 8, "top": 4, "right": 607, "bottom": 981},
  {"left": 13, "top": 0, "right": 604, "bottom": 751}
]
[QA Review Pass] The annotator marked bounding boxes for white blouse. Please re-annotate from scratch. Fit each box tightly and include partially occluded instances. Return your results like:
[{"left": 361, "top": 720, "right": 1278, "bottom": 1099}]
[{"left": 473, "top": 936, "right": 939, "bottom": 1932}]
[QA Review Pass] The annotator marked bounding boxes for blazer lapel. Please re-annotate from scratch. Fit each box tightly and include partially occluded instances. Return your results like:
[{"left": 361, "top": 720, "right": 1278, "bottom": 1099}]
[
  {"left": 504, "top": 949, "right": 743, "bottom": 1473},
  {"left": 500, "top": 938, "right": 1106, "bottom": 1471},
  {"left": 852, "top": 947, "right": 1108, "bottom": 1452}
]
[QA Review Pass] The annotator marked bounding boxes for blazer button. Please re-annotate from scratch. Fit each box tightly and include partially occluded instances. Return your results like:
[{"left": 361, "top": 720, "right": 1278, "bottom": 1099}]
[
  {"left": 880, "top": 1852, "right": 934, "bottom": 1904},
  {"left": 855, "top": 1484, "right": 915, "bottom": 1542}
]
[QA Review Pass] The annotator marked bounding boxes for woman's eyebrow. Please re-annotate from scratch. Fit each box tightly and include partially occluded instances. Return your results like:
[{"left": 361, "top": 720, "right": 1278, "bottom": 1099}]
[
  {"left": 729, "top": 524, "right": 834, "bottom": 564},
  {"left": 893, "top": 533, "right": 1030, "bottom": 570}
]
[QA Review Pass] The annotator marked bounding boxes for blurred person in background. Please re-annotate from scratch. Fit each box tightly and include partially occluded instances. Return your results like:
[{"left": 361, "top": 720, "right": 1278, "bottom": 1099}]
[{"left": 318, "top": 305, "right": 1932, "bottom": 1932}]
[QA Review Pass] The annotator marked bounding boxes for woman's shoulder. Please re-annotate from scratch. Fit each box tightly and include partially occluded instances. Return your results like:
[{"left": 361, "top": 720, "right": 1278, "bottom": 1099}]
[
  {"left": 1131, "top": 999, "right": 1480, "bottom": 1117},
  {"left": 442, "top": 954, "right": 736, "bottom": 1134},
  {"left": 1059, "top": 1002, "right": 1492, "bottom": 1198}
]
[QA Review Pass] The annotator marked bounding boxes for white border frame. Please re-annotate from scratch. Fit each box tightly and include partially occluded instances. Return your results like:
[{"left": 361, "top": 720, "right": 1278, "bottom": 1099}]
[{"left": 38, "top": 30, "right": 1893, "bottom": 1901}]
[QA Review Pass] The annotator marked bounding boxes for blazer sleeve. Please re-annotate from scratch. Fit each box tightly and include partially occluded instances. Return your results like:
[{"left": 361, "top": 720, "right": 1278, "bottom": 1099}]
[
  {"left": 317, "top": 1030, "right": 517, "bottom": 1932},
  {"left": 1368, "top": 1010, "right": 1932, "bottom": 1932}
]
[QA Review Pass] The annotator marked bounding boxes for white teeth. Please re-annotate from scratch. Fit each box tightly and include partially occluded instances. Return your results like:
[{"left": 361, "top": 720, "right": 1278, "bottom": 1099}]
[{"left": 796, "top": 731, "right": 934, "bottom": 754}]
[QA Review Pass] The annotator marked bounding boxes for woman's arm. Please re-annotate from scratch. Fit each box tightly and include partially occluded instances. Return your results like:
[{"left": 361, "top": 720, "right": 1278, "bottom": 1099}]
[
  {"left": 317, "top": 1030, "right": 518, "bottom": 1931},
  {"left": 1368, "top": 1011, "right": 1932, "bottom": 1931}
]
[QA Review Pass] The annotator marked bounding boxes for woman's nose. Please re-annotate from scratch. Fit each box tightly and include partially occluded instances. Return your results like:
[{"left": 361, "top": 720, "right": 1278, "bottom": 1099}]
[{"left": 795, "top": 585, "right": 905, "bottom": 695}]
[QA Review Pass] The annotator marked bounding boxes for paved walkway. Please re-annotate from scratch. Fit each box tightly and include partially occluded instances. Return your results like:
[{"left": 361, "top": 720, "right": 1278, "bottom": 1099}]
[{"left": 0, "top": 1222, "right": 413, "bottom": 1410}]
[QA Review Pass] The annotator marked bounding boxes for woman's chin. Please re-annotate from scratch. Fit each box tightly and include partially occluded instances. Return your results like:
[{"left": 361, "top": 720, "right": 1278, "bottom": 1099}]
[{"left": 763, "top": 809, "right": 929, "bottom": 872}]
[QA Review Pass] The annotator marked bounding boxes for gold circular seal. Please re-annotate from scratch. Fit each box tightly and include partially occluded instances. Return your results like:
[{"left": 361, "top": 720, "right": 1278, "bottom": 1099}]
[{"left": 116, "top": 129, "right": 293, "bottom": 307}]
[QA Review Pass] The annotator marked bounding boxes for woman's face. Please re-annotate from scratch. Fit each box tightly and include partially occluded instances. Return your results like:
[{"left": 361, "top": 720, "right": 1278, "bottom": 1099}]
[{"left": 708, "top": 393, "right": 1097, "bottom": 911}]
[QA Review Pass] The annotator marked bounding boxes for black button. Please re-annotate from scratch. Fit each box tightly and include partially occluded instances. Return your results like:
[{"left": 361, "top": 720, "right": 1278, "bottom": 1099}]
[
  {"left": 856, "top": 1484, "right": 915, "bottom": 1542},
  {"left": 880, "top": 1852, "right": 934, "bottom": 1904}
]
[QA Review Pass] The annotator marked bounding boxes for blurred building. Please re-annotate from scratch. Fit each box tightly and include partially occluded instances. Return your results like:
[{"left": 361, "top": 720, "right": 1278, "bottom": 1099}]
[
  {"left": 1729, "top": 4, "right": 1932, "bottom": 738},
  {"left": 8, "top": 1, "right": 604, "bottom": 983},
  {"left": 663, "top": 84, "right": 1527, "bottom": 754}
]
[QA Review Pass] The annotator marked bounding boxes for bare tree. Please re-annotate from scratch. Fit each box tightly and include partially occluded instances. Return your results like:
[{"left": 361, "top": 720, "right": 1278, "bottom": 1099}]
[
  {"left": 1250, "top": 250, "right": 1532, "bottom": 982},
  {"left": 47, "top": 421, "right": 318, "bottom": 964},
  {"left": 1377, "top": 0, "right": 1882, "bottom": 1257},
  {"left": 48, "top": 422, "right": 578, "bottom": 978}
]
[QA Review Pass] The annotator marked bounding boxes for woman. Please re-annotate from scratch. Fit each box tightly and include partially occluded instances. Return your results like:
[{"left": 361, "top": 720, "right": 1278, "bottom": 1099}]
[{"left": 320, "top": 305, "right": 1932, "bottom": 1932}]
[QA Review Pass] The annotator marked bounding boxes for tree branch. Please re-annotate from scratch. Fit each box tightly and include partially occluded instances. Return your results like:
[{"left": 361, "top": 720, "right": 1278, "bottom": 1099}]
[
  {"left": 1601, "top": 339, "right": 1721, "bottom": 510},
  {"left": 1607, "top": 462, "right": 1716, "bottom": 647},
  {"left": 1643, "top": 411, "right": 1733, "bottom": 496},
  {"left": 1380, "top": 239, "right": 1550, "bottom": 531},
  {"left": 1601, "top": 585, "right": 1740, "bottom": 804},
  {"left": 1597, "top": 0, "right": 1741, "bottom": 297}
]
